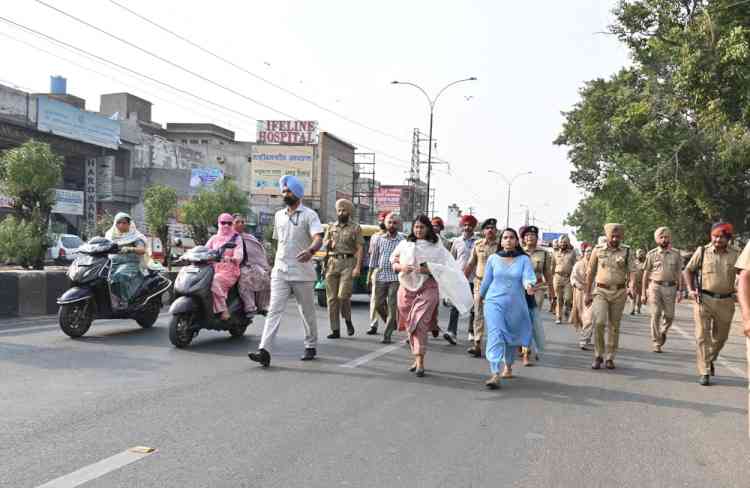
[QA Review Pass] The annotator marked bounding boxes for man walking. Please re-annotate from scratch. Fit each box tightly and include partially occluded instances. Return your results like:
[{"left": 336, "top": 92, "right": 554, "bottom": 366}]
[
  {"left": 641, "top": 227, "right": 682, "bottom": 352},
  {"left": 571, "top": 245, "right": 594, "bottom": 350},
  {"left": 585, "top": 223, "right": 637, "bottom": 370},
  {"left": 521, "top": 225, "right": 554, "bottom": 363},
  {"left": 464, "top": 218, "right": 499, "bottom": 358},
  {"left": 445, "top": 214, "right": 478, "bottom": 345},
  {"left": 248, "top": 175, "right": 324, "bottom": 367},
  {"left": 366, "top": 211, "right": 389, "bottom": 335},
  {"left": 553, "top": 235, "right": 576, "bottom": 324},
  {"left": 368, "top": 213, "right": 404, "bottom": 344},
  {"left": 630, "top": 249, "right": 646, "bottom": 315},
  {"left": 683, "top": 223, "right": 740, "bottom": 386},
  {"left": 323, "top": 199, "right": 363, "bottom": 339}
]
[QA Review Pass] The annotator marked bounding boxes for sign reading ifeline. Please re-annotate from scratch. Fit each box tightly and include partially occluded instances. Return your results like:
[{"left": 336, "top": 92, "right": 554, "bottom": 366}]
[{"left": 256, "top": 120, "right": 318, "bottom": 144}]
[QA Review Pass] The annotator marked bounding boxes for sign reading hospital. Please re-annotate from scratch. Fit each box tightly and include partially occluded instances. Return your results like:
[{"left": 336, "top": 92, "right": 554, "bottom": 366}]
[
  {"left": 256, "top": 120, "right": 318, "bottom": 144},
  {"left": 250, "top": 145, "right": 314, "bottom": 196},
  {"left": 37, "top": 96, "right": 120, "bottom": 149}
]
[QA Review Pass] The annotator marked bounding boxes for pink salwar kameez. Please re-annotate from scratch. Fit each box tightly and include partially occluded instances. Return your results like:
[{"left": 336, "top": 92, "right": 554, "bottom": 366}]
[
  {"left": 397, "top": 278, "right": 439, "bottom": 355},
  {"left": 206, "top": 213, "right": 244, "bottom": 314}
]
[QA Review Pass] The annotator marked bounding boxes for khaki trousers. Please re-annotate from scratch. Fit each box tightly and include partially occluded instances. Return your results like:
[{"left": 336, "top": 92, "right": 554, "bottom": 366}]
[
  {"left": 648, "top": 283, "right": 677, "bottom": 346},
  {"left": 325, "top": 256, "right": 355, "bottom": 332},
  {"left": 592, "top": 289, "right": 628, "bottom": 360},
  {"left": 553, "top": 274, "right": 572, "bottom": 321},
  {"left": 473, "top": 278, "right": 485, "bottom": 346},
  {"left": 373, "top": 281, "right": 400, "bottom": 340},
  {"left": 693, "top": 296, "right": 735, "bottom": 375}
]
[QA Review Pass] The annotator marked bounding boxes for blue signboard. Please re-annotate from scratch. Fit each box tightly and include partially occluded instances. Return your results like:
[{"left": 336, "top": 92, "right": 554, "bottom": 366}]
[
  {"left": 542, "top": 232, "right": 566, "bottom": 242},
  {"left": 37, "top": 96, "right": 120, "bottom": 149},
  {"left": 189, "top": 167, "right": 224, "bottom": 188}
]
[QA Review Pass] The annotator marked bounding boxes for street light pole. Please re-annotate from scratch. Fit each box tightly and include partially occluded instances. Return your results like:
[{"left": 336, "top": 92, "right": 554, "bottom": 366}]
[
  {"left": 392, "top": 77, "right": 477, "bottom": 216},
  {"left": 488, "top": 170, "right": 532, "bottom": 228}
]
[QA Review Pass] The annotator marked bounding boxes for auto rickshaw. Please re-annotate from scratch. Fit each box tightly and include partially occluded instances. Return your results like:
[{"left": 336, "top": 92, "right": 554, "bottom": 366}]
[{"left": 313, "top": 224, "right": 382, "bottom": 307}]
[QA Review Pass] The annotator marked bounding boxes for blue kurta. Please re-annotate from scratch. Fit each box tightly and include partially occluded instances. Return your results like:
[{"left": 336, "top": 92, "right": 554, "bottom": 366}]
[{"left": 480, "top": 253, "right": 537, "bottom": 373}]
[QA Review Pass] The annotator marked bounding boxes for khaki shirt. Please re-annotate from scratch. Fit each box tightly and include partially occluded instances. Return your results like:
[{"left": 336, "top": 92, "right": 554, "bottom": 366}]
[
  {"left": 571, "top": 260, "right": 587, "bottom": 289},
  {"left": 525, "top": 247, "right": 553, "bottom": 284},
  {"left": 735, "top": 241, "right": 750, "bottom": 271},
  {"left": 323, "top": 222, "right": 364, "bottom": 255},
  {"left": 686, "top": 244, "right": 739, "bottom": 295},
  {"left": 643, "top": 247, "right": 681, "bottom": 282},
  {"left": 587, "top": 244, "right": 638, "bottom": 288},
  {"left": 553, "top": 249, "right": 576, "bottom": 276},
  {"left": 467, "top": 237, "right": 499, "bottom": 280}
]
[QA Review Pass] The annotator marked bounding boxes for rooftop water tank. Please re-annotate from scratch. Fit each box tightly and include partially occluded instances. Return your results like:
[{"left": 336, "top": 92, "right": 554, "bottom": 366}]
[{"left": 50, "top": 75, "right": 66, "bottom": 94}]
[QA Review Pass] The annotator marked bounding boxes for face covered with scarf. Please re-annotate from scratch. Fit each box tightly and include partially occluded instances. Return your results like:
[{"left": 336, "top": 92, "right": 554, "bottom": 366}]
[
  {"left": 213, "top": 212, "right": 237, "bottom": 248},
  {"left": 106, "top": 212, "right": 146, "bottom": 244}
]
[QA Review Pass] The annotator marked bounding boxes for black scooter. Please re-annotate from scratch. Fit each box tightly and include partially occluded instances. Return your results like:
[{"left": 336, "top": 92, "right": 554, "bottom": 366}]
[
  {"left": 168, "top": 241, "right": 251, "bottom": 348},
  {"left": 57, "top": 237, "right": 172, "bottom": 338}
]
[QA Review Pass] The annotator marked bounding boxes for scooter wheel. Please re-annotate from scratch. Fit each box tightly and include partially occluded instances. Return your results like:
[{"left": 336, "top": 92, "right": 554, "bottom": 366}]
[
  {"left": 136, "top": 299, "right": 161, "bottom": 328},
  {"left": 58, "top": 300, "right": 93, "bottom": 338},
  {"left": 229, "top": 324, "right": 247, "bottom": 338},
  {"left": 169, "top": 314, "right": 194, "bottom": 348}
]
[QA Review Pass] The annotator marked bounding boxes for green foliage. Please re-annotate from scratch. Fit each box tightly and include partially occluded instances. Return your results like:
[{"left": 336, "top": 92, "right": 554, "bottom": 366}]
[
  {"left": 0, "top": 215, "right": 45, "bottom": 268},
  {"left": 0, "top": 140, "right": 63, "bottom": 268},
  {"left": 557, "top": 0, "right": 750, "bottom": 250},
  {"left": 181, "top": 180, "right": 248, "bottom": 245},
  {"left": 144, "top": 185, "right": 178, "bottom": 266}
]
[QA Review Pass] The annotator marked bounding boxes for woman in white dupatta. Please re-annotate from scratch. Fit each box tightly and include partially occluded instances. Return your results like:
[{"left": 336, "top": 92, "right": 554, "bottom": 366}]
[{"left": 391, "top": 215, "right": 472, "bottom": 377}]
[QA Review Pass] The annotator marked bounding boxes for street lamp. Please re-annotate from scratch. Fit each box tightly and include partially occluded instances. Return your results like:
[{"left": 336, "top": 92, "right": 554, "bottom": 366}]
[
  {"left": 392, "top": 77, "right": 477, "bottom": 216},
  {"left": 487, "top": 170, "right": 532, "bottom": 228}
]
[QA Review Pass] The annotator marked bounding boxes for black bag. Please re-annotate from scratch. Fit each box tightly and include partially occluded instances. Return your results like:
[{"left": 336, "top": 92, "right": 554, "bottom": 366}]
[{"left": 526, "top": 291, "right": 537, "bottom": 309}]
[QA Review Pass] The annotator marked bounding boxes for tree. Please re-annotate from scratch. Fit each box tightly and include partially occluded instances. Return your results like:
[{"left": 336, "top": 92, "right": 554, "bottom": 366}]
[
  {"left": 181, "top": 180, "right": 248, "bottom": 245},
  {"left": 0, "top": 215, "right": 45, "bottom": 268},
  {"left": 0, "top": 140, "right": 63, "bottom": 269},
  {"left": 556, "top": 1, "right": 750, "bottom": 249},
  {"left": 144, "top": 184, "right": 178, "bottom": 267}
]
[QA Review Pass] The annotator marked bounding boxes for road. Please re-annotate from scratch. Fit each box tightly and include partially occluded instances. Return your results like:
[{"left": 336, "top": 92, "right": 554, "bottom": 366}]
[{"left": 1, "top": 296, "right": 748, "bottom": 487}]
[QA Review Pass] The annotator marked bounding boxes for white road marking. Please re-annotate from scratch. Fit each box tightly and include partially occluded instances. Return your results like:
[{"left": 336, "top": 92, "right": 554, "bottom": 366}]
[
  {"left": 35, "top": 447, "right": 156, "bottom": 488},
  {"left": 670, "top": 322, "right": 746, "bottom": 378},
  {"left": 340, "top": 344, "right": 401, "bottom": 368}
]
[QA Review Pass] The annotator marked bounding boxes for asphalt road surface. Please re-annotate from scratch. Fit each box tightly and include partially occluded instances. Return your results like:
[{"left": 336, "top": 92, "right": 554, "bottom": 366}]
[{"left": 1, "top": 296, "right": 749, "bottom": 487}]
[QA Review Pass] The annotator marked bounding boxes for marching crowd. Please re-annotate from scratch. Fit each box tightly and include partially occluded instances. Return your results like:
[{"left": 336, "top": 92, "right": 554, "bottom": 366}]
[{"left": 166, "top": 173, "right": 749, "bottom": 390}]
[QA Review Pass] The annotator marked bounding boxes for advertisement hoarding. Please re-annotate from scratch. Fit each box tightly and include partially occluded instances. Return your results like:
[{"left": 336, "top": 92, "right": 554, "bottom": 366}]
[
  {"left": 375, "top": 187, "right": 402, "bottom": 213},
  {"left": 37, "top": 96, "right": 120, "bottom": 149},
  {"left": 250, "top": 145, "right": 314, "bottom": 196},
  {"left": 51, "top": 189, "right": 84, "bottom": 216},
  {"left": 189, "top": 167, "right": 224, "bottom": 188},
  {"left": 256, "top": 120, "right": 318, "bottom": 144}
]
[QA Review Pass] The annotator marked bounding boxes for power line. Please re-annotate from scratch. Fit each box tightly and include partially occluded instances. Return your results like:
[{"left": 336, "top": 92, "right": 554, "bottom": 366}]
[{"left": 107, "top": 0, "right": 410, "bottom": 145}]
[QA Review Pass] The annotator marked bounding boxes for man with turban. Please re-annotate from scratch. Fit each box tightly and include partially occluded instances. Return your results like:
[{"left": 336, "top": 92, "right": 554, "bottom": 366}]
[
  {"left": 641, "top": 227, "right": 683, "bottom": 352},
  {"left": 584, "top": 223, "right": 638, "bottom": 370},
  {"left": 464, "top": 218, "right": 499, "bottom": 357},
  {"left": 323, "top": 198, "right": 364, "bottom": 338},
  {"left": 683, "top": 222, "right": 740, "bottom": 386},
  {"left": 630, "top": 249, "right": 647, "bottom": 315},
  {"left": 553, "top": 234, "right": 577, "bottom": 324},
  {"left": 249, "top": 175, "right": 324, "bottom": 367},
  {"left": 445, "top": 214, "right": 479, "bottom": 344}
]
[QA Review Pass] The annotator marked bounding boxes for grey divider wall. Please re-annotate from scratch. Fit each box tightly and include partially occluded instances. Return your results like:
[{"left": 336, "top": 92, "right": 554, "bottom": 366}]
[
  {"left": 0, "top": 273, "right": 19, "bottom": 316},
  {"left": 46, "top": 271, "right": 71, "bottom": 314},
  {"left": 18, "top": 271, "right": 47, "bottom": 316}
]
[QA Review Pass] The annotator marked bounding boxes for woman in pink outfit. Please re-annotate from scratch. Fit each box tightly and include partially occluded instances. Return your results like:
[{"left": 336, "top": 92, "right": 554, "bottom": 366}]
[{"left": 206, "top": 213, "right": 244, "bottom": 320}]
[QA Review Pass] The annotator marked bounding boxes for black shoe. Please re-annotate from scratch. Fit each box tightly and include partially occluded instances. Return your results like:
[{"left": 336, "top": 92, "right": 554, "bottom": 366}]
[
  {"left": 710, "top": 361, "right": 715, "bottom": 376},
  {"left": 300, "top": 348, "right": 316, "bottom": 361},
  {"left": 431, "top": 328, "right": 439, "bottom": 338},
  {"left": 699, "top": 375, "right": 710, "bottom": 386},
  {"left": 257, "top": 309, "right": 268, "bottom": 316},
  {"left": 591, "top": 357, "right": 603, "bottom": 370},
  {"left": 605, "top": 359, "right": 615, "bottom": 370},
  {"left": 415, "top": 368, "right": 425, "bottom": 377},
  {"left": 346, "top": 320, "right": 355, "bottom": 336},
  {"left": 245, "top": 311, "right": 256, "bottom": 320},
  {"left": 248, "top": 348, "right": 271, "bottom": 368},
  {"left": 467, "top": 345, "right": 482, "bottom": 358},
  {"left": 380, "top": 337, "right": 392, "bottom": 344},
  {"left": 443, "top": 332, "right": 457, "bottom": 345},
  {"left": 366, "top": 325, "right": 378, "bottom": 335},
  {"left": 327, "top": 331, "right": 340, "bottom": 339}
]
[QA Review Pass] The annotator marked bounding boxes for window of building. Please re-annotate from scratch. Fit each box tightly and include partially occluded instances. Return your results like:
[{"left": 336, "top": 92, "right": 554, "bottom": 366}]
[
  {"left": 115, "top": 151, "right": 130, "bottom": 177},
  {"left": 200, "top": 139, "right": 209, "bottom": 144},
  {"left": 189, "top": 139, "right": 199, "bottom": 144},
  {"left": 181, "top": 139, "right": 188, "bottom": 143}
]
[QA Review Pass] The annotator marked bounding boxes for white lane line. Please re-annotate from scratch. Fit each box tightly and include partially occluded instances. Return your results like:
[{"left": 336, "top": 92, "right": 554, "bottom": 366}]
[
  {"left": 340, "top": 344, "right": 401, "bottom": 368},
  {"left": 36, "top": 447, "right": 156, "bottom": 488},
  {"left": 671, "top": 322, "right": 746, "bottom": 378}
]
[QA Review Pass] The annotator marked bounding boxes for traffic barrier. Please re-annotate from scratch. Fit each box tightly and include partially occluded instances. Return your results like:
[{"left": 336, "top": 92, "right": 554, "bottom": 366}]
[
  {"left": 46, "top": 271, "right": 69, "bottom": 314},
  {"left": 0, "top": 273, "right": 19, "bottom": 316},
  {"left": 17, "top": 271, "right": 47, "bottom": 316}
]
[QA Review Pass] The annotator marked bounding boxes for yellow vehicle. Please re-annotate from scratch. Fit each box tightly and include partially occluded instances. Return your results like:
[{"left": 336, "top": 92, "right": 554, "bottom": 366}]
[{"left": 313, "top": 224, "right": 382, "bottom": 307}]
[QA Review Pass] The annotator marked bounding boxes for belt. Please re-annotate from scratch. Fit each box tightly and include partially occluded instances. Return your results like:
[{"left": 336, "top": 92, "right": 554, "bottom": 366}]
[
  {"left": 555, "top": 272, "right": 570, "bottom": 277},
  {"left": 596, "top": 283, "right": 626, "bottom": 290},
  {"left": 652, "top": 280, "right": 676, "bottom": 287},
  {"left": 331, "top": 253, "right": 354, "bottom": 258},
  {"left": 701, "top": 290, "right": 734, "bottom": 299}
]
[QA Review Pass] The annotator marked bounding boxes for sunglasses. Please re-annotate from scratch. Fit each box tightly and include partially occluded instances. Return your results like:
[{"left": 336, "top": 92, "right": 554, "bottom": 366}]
[{"left": 220, "top": 221, "right": 233, "bottom": 226}]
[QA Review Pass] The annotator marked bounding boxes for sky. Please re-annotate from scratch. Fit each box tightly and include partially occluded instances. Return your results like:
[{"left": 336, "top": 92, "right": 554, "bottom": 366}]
[{"left": 0, "top": 0, "right": 630, "bottom": 234}]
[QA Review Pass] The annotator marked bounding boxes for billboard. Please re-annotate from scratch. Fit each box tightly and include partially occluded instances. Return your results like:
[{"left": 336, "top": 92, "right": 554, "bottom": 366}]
[
  {"left": 375, "top": 187, "right": 402, "bottom": 213},
  {"left": 256, "top": 120, "right": 318, "bottom": 144},
  {"left": 250, "top": 145, "right": 314, "bottom": 196},
  {"left": 51, "top": 189, "right": 84, "bottom": 216},
  {"left": 37, "top": 96, "right": 120, "bottom": 149},
  {"left": 189, "top": 167, "right": 224, "bottom": 188}
]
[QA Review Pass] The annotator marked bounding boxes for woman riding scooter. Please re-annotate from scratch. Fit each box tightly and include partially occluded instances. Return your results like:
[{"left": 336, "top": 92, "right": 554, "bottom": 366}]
[
  {"left": 105, "top": 213, "right": 147, "bottom": 308},
  {"left": 206, "top": 213, "right": 244, "bottom": 320}
]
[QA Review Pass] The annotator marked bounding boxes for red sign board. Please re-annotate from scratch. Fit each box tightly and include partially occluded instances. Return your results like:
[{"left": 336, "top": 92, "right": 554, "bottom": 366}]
[{"left": 375, "top": 187, "right": 402, "bottom": 212}]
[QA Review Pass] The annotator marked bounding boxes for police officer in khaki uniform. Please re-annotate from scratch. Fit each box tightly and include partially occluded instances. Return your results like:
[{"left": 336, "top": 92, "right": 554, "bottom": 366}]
[
  {"left": 464, "top": 218, "right": 499, "bottom": 358},
  {"left": 553, "top": 235, "right": 576, "bottom": 324},
  {"left": 683, "top": 222, "right": 740, "bottom": 386},
  {"left": 585, "top": 223, "right": 637, "bottom": 370},
  {"left": 521, "top": 225, "right": 555, "bottom": 310},
  {"left": 641, "top": 227, "right": 683, "bottom": 352},
  {"left": 734, "top": 241, "right": 750, "bottom": 379},
  {"left": 548, "top": 239, "right": 560, "bottom": 313},
  {"left": 323, "top": 199, "right": 364, "bottom": 338},
  {"left": 630, "top": 249, "right": 646, "bottom": 315}
]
